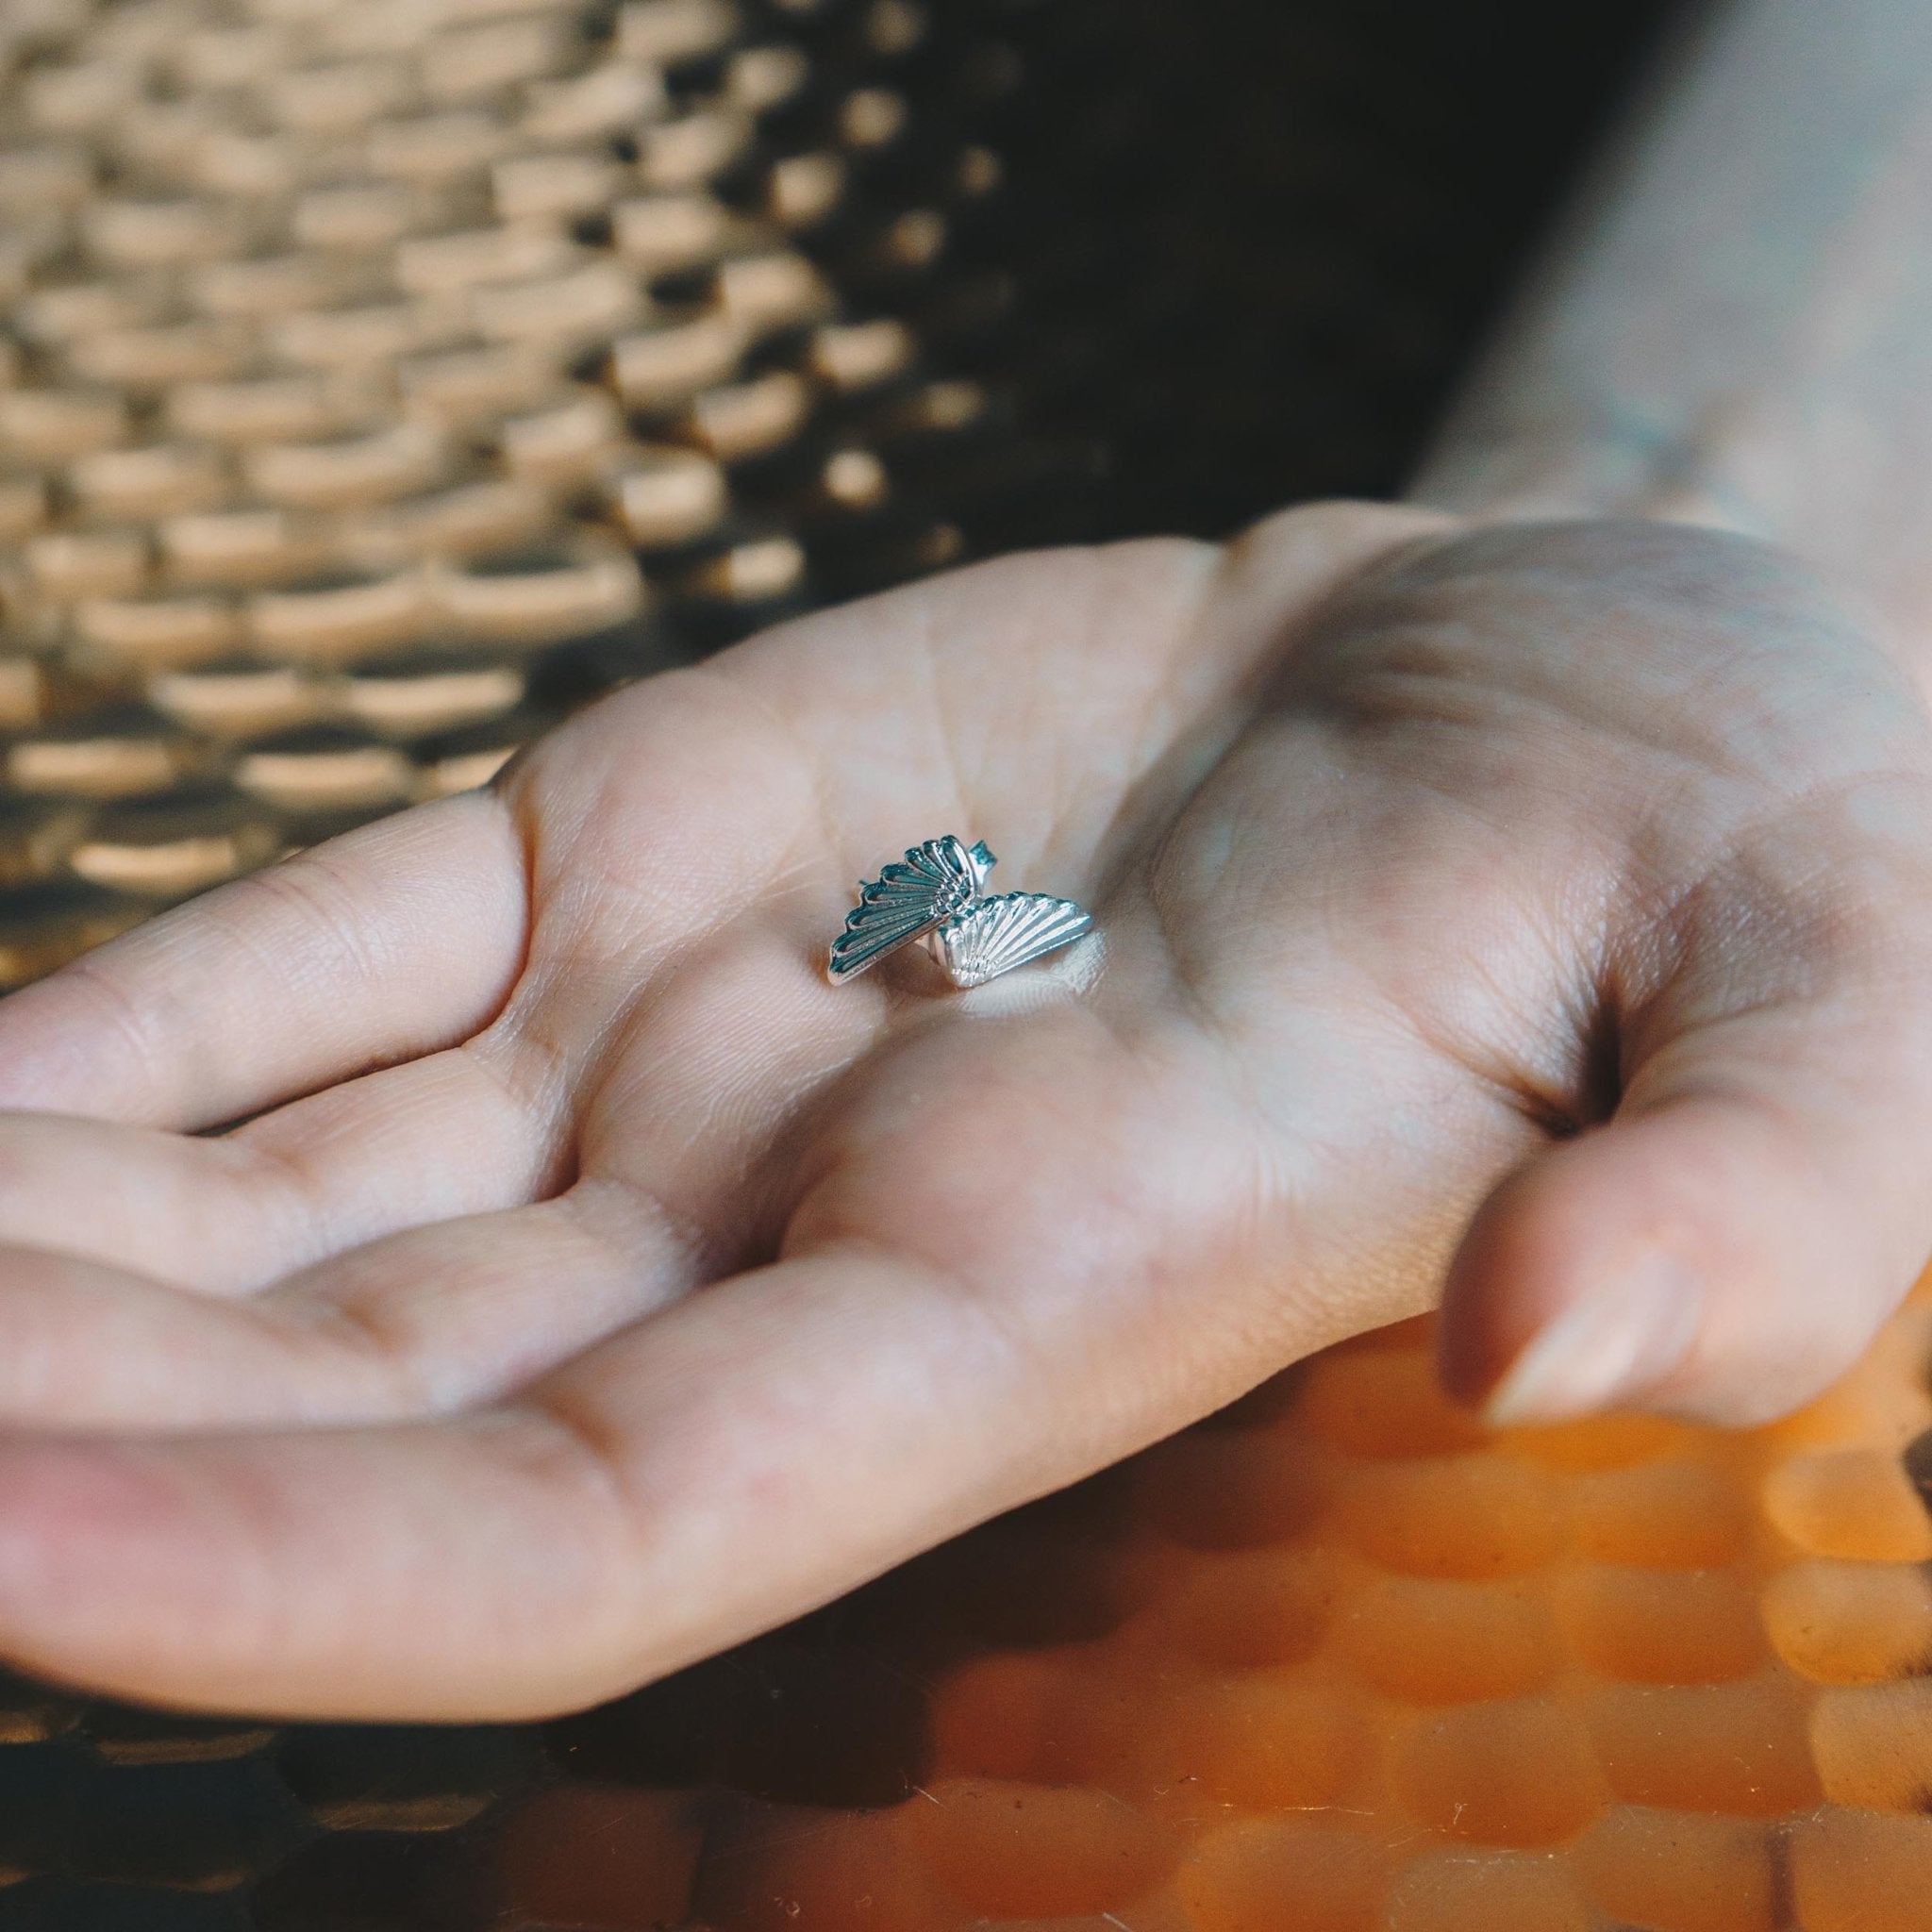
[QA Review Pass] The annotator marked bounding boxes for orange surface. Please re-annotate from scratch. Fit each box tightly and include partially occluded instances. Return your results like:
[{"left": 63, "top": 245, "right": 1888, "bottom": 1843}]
[{"left": 503, "top": 1290, "right": 1932, "bottom": 1929}]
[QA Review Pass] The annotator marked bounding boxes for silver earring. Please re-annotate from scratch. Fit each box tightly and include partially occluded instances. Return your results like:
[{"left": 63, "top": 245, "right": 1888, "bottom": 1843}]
[{"left": 827, "top": 835, "right": 1091, "bottom": 989}]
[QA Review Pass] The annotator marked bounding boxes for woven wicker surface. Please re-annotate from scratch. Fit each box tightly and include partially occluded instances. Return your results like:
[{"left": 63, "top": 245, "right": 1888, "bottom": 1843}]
[
  {"left": 25, "top": 2, "right": 1932, "bottom": 1929},
  {"left": 0, "top": 0, "right": 1671, "bottom": 987},
  {"left": 0, "top": 0, "right": 1059, "bottom": 988}
]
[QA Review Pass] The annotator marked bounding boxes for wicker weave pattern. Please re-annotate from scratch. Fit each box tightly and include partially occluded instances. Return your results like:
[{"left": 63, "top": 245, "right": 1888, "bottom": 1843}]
[{"left": 0, "top": 0, "right": 1037, "bottom": 991}]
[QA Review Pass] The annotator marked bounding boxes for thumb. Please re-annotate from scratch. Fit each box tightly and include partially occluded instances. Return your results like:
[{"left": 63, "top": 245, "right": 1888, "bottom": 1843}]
[{"left": 1439, "top": 870, "right": 1932, "bottom": 1428}]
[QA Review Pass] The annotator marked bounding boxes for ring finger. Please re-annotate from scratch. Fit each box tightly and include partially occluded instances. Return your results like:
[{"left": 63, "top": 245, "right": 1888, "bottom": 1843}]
[{"left": 0, "top": 1043, "right": 548, "bottom": 1294}]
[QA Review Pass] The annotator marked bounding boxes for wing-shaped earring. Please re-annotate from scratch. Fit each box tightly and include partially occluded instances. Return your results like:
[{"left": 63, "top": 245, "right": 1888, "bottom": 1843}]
[
  {"left": 934, "top": 891, "right": 1093, "bottom": 989},
  {"left": 826, "top": 835, "right": 996, "bottom": 982}
]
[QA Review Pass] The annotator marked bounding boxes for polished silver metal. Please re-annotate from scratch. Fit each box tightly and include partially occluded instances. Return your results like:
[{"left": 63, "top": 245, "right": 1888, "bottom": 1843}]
[
  {"left": 933, "top": 891, "right": 1093, "bottom": 989},
  {"left": 827, "top": 834, "right": 1091, "bottom": 989},
  {"left": 827, "top": 834, "right": 994, "bottom": 982}
]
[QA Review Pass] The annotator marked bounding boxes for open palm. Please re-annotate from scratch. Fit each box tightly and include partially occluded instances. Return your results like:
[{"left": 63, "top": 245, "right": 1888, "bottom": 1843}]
[{"left": 2, "top": 503, "right": 1931, "bottom": 1719}]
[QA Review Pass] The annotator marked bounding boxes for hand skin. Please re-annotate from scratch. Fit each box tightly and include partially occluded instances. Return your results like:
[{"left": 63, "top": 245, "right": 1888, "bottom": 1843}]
[
  {"left": 1416, "top": 0, "right": 1932, "bottom": 669},
  {"left": 0, "top": 505, "right": 1930, "bottom": 1718}
]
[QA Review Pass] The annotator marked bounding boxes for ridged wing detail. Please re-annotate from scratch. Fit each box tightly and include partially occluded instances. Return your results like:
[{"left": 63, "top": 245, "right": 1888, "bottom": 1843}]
[
  {"left": 937, "top": 891, "right": 1092, "bottom": 989},
  {"left": 827, "top": 835, "right": 982, "bottom": 981}
]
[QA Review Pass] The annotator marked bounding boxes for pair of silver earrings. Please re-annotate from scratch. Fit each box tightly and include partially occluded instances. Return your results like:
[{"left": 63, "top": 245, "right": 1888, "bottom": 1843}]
[{"left": 826, "top": 835, "right": 1093, "bottom": 990}]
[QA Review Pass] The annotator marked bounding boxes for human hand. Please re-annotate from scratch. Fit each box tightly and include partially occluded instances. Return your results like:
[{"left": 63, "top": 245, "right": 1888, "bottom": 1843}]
[{"left": 0, "top": 507, "right": 1929, "bottom": 1718}]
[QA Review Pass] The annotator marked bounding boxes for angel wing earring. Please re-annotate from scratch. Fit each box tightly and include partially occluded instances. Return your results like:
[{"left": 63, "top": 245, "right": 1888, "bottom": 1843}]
[
  {"left": 826, "top": 834, "right": 994, "bottom": 982},
  {"left": 826, "top": 834, "right": 1092, "bottom": 989},
  {"left": 931, "top": 891, "right": 1093, "bottom": 989}
]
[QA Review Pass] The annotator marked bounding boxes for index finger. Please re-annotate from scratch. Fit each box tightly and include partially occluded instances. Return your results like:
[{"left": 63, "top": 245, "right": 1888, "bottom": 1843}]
[{"left": 0, "top": 790, "right": 528, "bottom": 1132}]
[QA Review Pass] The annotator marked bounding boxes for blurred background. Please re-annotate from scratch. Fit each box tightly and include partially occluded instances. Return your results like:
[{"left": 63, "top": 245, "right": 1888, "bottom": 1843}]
[{"left": 0, "top": 0, "right": 1673, "bottom": 988}]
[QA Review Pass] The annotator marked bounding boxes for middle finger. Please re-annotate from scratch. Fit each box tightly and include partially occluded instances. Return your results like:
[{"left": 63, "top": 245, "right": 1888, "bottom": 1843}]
[{"left": 0, "top": 1045, "right": 546, "bottom": 1295}]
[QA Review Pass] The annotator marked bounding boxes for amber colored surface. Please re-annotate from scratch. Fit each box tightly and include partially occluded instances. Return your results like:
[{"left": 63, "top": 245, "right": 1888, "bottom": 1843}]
[
  {"left": 490, "top": 1291, "right": 1932, "bottom": 1929},
  {"left": 1789, "top": 1808, "right": 1932, "bottom": 1932},
  {"left": 497, "top": 1785, "right": 703, "bottom": 1929}
]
